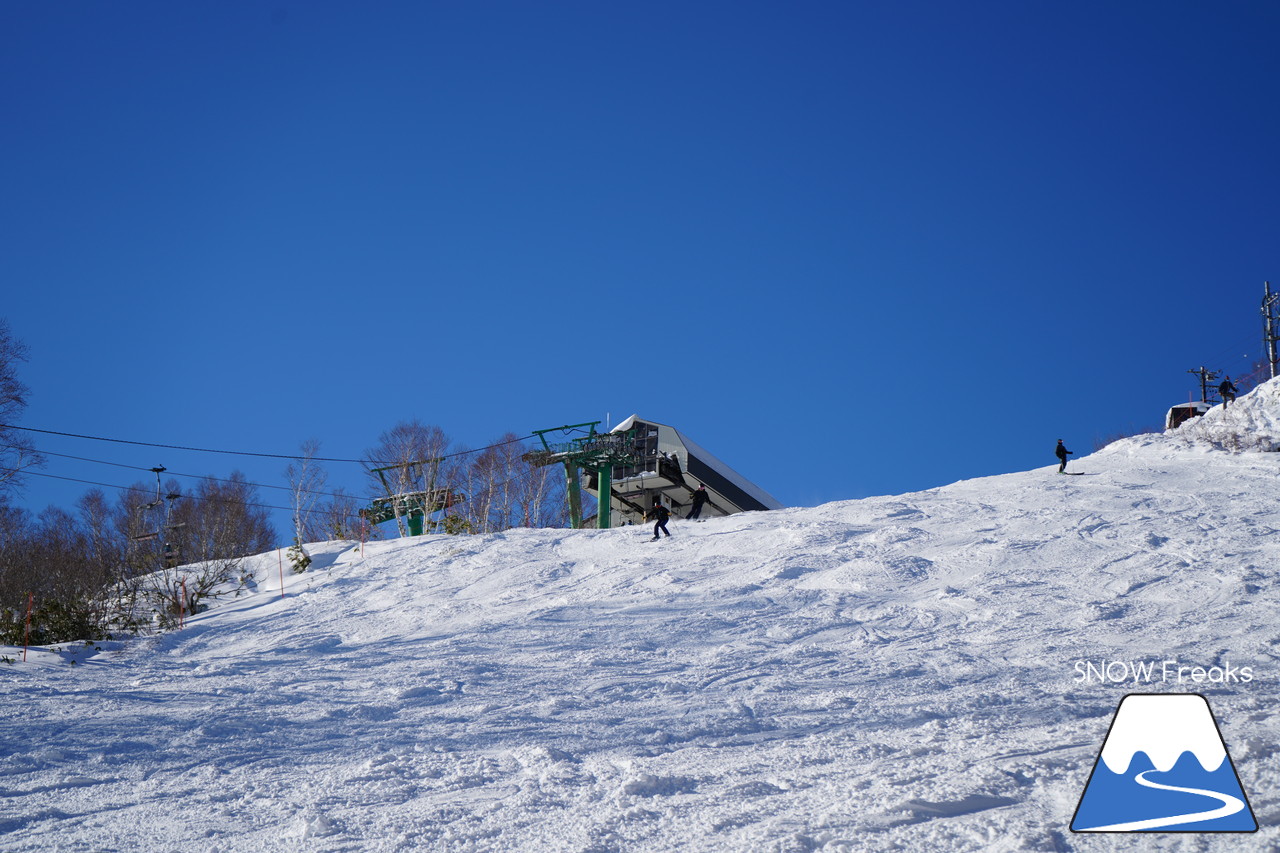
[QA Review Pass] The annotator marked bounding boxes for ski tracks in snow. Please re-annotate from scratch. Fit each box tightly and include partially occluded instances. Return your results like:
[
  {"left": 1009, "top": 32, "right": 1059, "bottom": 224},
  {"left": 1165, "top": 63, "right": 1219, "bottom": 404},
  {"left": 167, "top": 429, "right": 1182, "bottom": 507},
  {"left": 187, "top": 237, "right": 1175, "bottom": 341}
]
[{"left": 6, "top": 436, "right": 1280, "bottom": 849}]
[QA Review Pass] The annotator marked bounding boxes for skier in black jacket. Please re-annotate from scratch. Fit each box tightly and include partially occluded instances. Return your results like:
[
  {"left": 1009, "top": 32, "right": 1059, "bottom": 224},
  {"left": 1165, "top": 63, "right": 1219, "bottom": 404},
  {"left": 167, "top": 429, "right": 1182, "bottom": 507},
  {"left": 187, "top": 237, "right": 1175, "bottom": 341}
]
[
  {"left": 1056, "top": 439, "right": 1073, "bottom": 473},
  {"left": 687, "top": 484, "right": 709, "bottom": 520},
  {"left": 648, "top": 500, "right": 671, "bottom": 540},
  {"left": 1219, "top": 377, "right": 1238, "bottom": 407}
]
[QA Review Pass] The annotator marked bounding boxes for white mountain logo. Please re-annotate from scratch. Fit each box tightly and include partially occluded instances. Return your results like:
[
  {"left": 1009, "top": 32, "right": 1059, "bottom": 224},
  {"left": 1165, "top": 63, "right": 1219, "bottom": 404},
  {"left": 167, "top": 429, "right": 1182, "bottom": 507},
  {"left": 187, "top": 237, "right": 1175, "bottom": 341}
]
[{"left": 1071, "top": 693, "right": 1257, "bottom": 832}]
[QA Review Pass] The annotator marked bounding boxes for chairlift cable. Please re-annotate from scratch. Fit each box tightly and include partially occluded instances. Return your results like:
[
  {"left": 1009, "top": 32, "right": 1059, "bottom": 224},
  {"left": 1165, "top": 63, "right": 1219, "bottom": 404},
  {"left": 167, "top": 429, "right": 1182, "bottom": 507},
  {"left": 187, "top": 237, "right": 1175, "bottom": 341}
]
[
  {"left": 0, "top": 424, "right": 535, "bottom": 464},
  {"left": 0, "top": 466, "right": 364, "bottom": 519},
  {"left": 0, "top": 443, "right": 378, "bottom": 502},
  {"left": 4, "top": 462, "right": 531, "bottom": 521}
]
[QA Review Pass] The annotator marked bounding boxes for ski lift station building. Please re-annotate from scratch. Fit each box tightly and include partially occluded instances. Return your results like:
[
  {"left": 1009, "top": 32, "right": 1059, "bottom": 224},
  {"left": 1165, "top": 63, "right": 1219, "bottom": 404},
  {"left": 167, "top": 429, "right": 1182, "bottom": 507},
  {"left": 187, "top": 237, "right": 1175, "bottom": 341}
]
[
  {"left": 584, "top": 415, "right": 783, "bottom": 527},
  {"left": 1166, "top": 400, "right": 1213, "bottom": 430}
]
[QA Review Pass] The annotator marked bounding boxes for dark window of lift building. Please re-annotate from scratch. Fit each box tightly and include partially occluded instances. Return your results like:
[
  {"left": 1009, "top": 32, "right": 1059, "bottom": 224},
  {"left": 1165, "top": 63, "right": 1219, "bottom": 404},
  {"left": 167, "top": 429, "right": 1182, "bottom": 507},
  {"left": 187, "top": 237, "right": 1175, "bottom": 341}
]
[{"left": 613, "top": 421, "right": 660, "bottom": 480}]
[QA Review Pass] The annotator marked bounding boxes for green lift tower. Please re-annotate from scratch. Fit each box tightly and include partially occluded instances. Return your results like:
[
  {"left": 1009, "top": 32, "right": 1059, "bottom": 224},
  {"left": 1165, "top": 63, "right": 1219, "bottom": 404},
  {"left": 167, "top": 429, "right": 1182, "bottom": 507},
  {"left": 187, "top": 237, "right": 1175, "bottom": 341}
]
[{"left": 527, "top": 422, "right": 639, "bottom": 529}]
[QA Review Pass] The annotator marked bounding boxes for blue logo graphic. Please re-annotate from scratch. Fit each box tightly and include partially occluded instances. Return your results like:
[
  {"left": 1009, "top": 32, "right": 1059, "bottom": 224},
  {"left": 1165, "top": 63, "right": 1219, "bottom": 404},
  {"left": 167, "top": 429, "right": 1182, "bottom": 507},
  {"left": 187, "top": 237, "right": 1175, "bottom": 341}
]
[{"left": 1072, "top": 693, "right": 1257, "bottom": 832}]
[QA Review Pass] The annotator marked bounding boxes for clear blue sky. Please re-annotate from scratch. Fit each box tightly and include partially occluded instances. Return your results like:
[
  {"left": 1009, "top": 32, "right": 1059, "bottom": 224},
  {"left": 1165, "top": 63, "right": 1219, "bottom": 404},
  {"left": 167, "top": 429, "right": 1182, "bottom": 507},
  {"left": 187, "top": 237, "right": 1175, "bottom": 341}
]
[{"left": 3, "top": 1, "right": 1278, "bottom": 534}]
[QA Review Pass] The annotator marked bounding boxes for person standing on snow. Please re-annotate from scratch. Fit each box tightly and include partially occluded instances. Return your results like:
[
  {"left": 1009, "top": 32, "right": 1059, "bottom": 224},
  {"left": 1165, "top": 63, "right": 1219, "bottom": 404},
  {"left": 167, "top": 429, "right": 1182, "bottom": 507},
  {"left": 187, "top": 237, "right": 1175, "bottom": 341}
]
[
  {"left": 1056, "top": 439, "right": 1073, "bottom": 473},
  {"left": 1219, "top": 376, "right": 1238, "bottom": 407},
  {"left": 687, "top": 484, "right": 709, "bottom": 520},
  {"left": 648, "top": 499, "right": 672, "bottom": 540}
]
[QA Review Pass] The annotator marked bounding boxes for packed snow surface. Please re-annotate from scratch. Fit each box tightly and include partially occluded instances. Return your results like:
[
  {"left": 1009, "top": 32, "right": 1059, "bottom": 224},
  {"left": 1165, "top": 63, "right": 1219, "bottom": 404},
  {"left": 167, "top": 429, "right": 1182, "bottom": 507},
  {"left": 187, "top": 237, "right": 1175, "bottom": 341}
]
[{"left": 5, "top": 381, "right": 1280, "bottom": 851}]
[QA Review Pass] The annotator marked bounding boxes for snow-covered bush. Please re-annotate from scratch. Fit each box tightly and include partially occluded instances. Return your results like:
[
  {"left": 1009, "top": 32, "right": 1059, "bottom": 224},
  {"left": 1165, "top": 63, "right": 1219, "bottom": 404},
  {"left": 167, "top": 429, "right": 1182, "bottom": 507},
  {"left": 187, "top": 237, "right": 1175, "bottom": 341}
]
[{"left": 287, "top": 540, "right": 312, "bottom": 574}]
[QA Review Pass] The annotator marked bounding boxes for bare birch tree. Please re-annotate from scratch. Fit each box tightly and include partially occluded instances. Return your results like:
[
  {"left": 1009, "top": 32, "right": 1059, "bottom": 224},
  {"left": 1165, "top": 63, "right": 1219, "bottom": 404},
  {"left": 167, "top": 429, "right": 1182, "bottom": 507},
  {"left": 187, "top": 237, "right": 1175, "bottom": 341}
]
[
  {"left": 284, "top": 438, "right": 327, "bottom": 545},
  {"left": 311, "top": 487, "right": 362, "bottom": 542},
  {"left": 0, "top": 320, "right": 42, "bottom": 498},
  {"left": 363, "top": 421, "right": 456, "bottom": 537},
  {"left": 460, "top": 435, "right": 566, "bottom": 532},
  {"left": 514, "top": 452, "right": 567, "bottom": 528},
  {"left": 469, "top": 435, "right": 525, "bottom": 532}
]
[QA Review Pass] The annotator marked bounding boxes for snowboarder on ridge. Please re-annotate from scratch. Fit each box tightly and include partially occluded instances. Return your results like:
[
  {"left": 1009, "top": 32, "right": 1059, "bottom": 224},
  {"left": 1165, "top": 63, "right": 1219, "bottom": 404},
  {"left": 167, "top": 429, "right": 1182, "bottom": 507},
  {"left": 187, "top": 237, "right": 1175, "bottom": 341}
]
[
  {"left": 687, "top": 484, "right": 709, "bottom": 520},
  {"left": 648, "top": 499, "right": 671, "bottom": 540},
  {"left": 1056, "top": 439, "right": 1073, "bottom": 473},
  {"left": 1219, "top": 376, "right": 1238, "bottom": 407}
]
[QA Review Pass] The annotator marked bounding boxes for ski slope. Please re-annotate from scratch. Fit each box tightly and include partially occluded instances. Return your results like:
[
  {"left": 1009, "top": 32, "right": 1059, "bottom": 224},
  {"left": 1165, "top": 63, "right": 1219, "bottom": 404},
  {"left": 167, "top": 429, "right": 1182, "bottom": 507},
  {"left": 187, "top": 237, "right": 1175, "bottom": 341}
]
[{"left": 4, "top": 381, "right": 1280, "bottom": 851}]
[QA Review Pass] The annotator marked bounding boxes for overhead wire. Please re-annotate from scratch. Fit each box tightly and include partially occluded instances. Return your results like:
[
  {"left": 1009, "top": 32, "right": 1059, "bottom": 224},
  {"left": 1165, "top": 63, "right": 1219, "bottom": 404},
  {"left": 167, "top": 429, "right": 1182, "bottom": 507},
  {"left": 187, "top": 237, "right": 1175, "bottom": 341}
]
[
  {"left": 0, "top": 423, "right": 535, "bottom": 465},
  {"left": 1, "top": 467, "right": 314, "bottom": 517},
  {"left": 3, "top": 464, "right": 552, "bottom": 529},
  {"left": 2, "top": 435, "right": 556, "bottom": 524},
  {"left": 0, "top": 443, "right": 372, "bottom": 503},
  {"left": 0, "top": 423, "right": 568, "bottom": 535},
  {"left": 1198, "top": 333, "right": 1262, "bottom": 371},
  {"left": 0, "top": 426, "right": 542, "bottom": 515}
]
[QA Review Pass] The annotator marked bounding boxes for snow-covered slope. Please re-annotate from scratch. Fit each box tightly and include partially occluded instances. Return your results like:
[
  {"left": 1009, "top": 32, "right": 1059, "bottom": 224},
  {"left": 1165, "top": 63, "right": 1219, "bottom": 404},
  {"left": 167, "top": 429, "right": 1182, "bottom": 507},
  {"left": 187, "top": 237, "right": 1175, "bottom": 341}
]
[
  {"left": 5, "top": 382, "right": 1280, "bottom": 852},
  {"left": 1165, "top": 376, "right": 1280, "bottom": 453}
]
